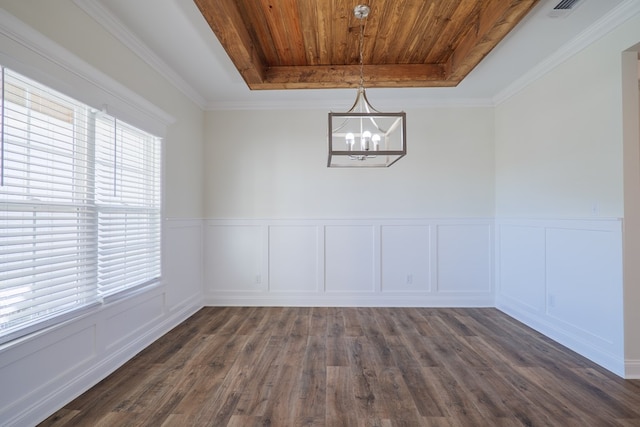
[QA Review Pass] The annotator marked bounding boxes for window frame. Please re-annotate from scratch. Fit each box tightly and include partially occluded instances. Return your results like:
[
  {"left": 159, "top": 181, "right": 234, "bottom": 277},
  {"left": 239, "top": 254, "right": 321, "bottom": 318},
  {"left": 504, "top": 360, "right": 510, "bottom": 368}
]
[{"left": 0, "top": 65, "right": 162, "bottom": 345}]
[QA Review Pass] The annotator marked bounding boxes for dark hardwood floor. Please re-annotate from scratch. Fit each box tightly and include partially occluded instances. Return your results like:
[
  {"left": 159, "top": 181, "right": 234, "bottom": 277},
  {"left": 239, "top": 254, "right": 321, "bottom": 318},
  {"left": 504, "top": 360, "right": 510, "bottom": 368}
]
[{"left": 39, "top": 307, "right": 640, "bottom": 426}]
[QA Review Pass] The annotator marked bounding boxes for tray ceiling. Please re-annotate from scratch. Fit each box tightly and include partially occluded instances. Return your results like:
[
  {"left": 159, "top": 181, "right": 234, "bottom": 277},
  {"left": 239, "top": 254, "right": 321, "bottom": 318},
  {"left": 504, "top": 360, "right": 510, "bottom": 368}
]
[
  {"left": 77, "top": 0, "right": 630, "bottom": 109},
  {"left": 193, "top": 0, "right": 540, "bottom": 90}
]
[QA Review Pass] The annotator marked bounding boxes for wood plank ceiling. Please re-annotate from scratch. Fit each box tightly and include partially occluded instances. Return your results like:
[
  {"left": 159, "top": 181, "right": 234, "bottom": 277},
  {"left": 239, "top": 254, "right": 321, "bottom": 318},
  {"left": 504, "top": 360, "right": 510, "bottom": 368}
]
[{"left": 193, "top": 0, "right": 540, "bottom": 90}]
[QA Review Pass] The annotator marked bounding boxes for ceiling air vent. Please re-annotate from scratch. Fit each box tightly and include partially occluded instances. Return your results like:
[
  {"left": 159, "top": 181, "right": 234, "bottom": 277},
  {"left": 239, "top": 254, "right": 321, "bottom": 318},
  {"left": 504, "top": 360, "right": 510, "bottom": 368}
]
[{"left": 548, "top": 0, "right": 583, "bottom": 18}]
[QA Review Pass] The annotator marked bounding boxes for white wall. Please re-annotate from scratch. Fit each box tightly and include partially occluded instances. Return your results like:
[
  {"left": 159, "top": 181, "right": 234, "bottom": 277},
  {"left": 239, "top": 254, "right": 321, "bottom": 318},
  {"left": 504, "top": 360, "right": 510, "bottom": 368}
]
[
  {"left": 0, "top": 2, "right": 204, "bottom": 425},
  {"left": 494, "top": 56, "right": 623, "bottom": 218},
  {"left": 622, "top": 49, "right": 640, "bottom": 378},
  {"left": 204, "top": 107, "right": 495, "bottom": 218},
  {"left": 494, "top": 12, "right": 640, "bottom": 377}
]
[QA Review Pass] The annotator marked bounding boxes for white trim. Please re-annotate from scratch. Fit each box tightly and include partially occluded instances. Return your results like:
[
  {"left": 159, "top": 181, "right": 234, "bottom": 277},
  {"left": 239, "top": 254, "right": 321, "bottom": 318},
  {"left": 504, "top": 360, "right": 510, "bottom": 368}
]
[
  {"left": 205, "top": 217, "right": 494, "bottom": 226},
  {"left": 204, "top": 292, "right": 494, "bottom": 308},
  {"left": 496, "top": 216, "right": 623, "bottom": 230},
  {"left": 205, "top": 96, "right": 496, "bottom": 111},
  {"left": 72, "top": 0, "right": 208, "bottom": 110},
  {"left": 625, "top": 359, "right": 640, "bottom": 379},
  {"left": 0, "top": 7, "right": 174, "bottom": 136},
  {"left": 497, "top": 300, "right": 625, "bottom": 377},
  {"left": 164, "top": 217, "right": 205, "bottom": 225},
  {"left": 1, "top": 290, "right": 202, "bottom": 427},
  {"left": 101, "top": 280, "right": 162, "bottom": 305},
  {"left": 494, "top": 0, "right": 640, "bottom": 105},
  {"left": 0, "top": 301, "right": 101, "bottom": 347}
]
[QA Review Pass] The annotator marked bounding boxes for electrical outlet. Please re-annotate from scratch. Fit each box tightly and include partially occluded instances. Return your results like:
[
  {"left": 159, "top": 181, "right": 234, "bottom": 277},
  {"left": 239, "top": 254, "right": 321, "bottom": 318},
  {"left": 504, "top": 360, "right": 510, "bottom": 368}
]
[
  {"left": 548, "top": 294, "right": 555, "bottom": 308},
  {"left": 406, "top": 274, "right": 413, "bottom": 285},
  {"left": 256, "top": 274, "right": 262, "bottom": 285}
]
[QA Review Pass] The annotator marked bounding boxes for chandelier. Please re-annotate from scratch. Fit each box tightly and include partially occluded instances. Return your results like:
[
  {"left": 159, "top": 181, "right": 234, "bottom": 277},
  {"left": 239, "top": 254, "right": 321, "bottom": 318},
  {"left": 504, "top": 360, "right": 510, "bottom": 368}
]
[{"left": 327, "top": 4, "right": 406, "bottom": 168}]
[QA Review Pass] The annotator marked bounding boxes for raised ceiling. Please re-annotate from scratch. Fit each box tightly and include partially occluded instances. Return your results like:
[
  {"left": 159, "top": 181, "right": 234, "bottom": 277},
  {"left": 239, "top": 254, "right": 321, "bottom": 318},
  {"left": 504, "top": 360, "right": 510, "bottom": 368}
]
[
  {"left": 193, "top": 0, "right": 539, "bottom": 90},
  {"left": 80, "top": 0, "right": 629, "bottom": 109}
]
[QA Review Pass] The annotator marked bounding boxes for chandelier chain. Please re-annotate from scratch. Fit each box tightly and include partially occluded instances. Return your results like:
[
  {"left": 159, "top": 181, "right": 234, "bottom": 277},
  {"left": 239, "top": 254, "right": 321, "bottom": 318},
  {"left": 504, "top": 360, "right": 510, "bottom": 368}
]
[{"left": 358, "top": 17, "right": 366, "bottom": 89}]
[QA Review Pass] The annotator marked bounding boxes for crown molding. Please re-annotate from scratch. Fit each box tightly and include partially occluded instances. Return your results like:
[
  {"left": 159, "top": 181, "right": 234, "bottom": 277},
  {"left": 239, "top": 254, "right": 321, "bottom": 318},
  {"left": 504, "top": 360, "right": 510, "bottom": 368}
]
[
  {"left": 205, "top": 96, "right": 495, "bottom": 111},
  {"left": 0, "top": 7, "right": 174, "bottom": 136},
  {"left": 494, "top": 0, "right": 640, "bottom": 105},
  {"left": 73, "top": 0, "right": 208, "bottom": 110}
]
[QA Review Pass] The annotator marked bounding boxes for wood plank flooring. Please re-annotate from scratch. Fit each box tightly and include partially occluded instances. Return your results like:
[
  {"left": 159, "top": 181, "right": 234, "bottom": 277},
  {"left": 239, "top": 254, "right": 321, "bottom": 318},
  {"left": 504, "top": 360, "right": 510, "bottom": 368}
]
[{"left": 39, "top": 307, "right": 640, "bottom": 426}]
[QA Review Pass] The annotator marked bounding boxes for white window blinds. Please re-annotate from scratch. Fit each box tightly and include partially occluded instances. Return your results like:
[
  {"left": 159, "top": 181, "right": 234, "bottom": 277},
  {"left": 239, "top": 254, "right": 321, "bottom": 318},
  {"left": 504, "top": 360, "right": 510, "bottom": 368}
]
[
  {"left": 94, "top": 115, "right": 161, "bottom": 296},
  {"left": 0, "top": 67, "right": 161, "bottom": 344}
]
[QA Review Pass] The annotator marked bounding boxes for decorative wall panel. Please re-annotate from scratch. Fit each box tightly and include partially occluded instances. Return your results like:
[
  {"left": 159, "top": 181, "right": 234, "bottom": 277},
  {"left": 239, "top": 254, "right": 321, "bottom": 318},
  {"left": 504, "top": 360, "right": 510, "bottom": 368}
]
[
  {"left": 165, "top": 220, "right": 204, "bottom": 309},
  {"left": 205, "top": 224, "right": 266, "bottom": 292},
  {"left": 496, "top": 218, "right": 624, "bottom": 376},
  {"left": 325, "top": 225, "right": 376, "bottom": 293},
  {"left": 437, "top": 224, "right": 493, "bottom": 292},
  {"left": 269, "top": 225, "right": 321, "bottom": 292},
  {"left": 204, "top": 218, "right": 494, "bottom": 306},
  {"left": 0, "top": 219, "right": 204, "bottom": 426},
  {"left": 381, "top": 225, "right": 431, "bottom": 292}
]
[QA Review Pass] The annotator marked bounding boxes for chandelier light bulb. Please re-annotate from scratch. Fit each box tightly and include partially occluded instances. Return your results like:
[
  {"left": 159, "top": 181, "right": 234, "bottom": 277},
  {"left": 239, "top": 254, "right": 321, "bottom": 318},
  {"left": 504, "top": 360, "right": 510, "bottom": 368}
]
[
  {"left": 372, "top": 133, "right": 381, "bottom": 150},
  {"left": 345, "top": 132, "right": 355, "bottom": 150},
  {"left": 361, "top": 131, "right": 372, "bottom": 151}
]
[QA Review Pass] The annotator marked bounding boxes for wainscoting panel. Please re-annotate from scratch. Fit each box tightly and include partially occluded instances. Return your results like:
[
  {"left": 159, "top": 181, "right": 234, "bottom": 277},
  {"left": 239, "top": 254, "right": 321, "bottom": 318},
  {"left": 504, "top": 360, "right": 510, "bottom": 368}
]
[
  {"left": 205, "top": 224, "right": 266, "bottom": 292},
  {"left": 0, "top": 325, "right": 95, "bottom": 408},
  {"left": 325, "top": 225, "right": 376, "bottom": 293},
  {"left": 381, "top": 225, "right": 431, "bottom": 292},
  {"left": 0, "top": 218, "right": 204, "bottom": 426},
  {"left": 546, "top": 227, "right": 623, "bottom": 346},
  {"left": 164, "top": 219, "right": 204, "bottom": 310},
  {"left": 269, "top": 225, "right": 321, "bottom": 292},
  {"left": 437, "top": 224, "right": 493, "bottom": 293},
  {"left": 495, "top": 218, "right": 624, "bottom": 376},
  {"left": 204, "top": 218, "right": 494, "bottom": 306},
  {"left": 497, "top": 225, "right": 546, "bottom": 312},
  {"left": 103, "top": 294, "right": 165, "bottom": 350}
]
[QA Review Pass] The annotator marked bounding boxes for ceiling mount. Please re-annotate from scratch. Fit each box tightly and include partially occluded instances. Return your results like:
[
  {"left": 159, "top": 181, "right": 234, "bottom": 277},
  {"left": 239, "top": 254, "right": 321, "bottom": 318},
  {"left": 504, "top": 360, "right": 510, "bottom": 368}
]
[{"left": 353, "top": 4, "right": 370, "bottom": 19}]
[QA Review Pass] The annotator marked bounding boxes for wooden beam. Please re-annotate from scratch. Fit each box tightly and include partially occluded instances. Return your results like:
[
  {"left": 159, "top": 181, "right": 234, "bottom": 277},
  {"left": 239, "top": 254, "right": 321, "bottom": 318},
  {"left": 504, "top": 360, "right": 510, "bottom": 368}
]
[
  {"left": 193, "top": 0, "right": 266, "bottom": 85},
  {"left": 251, "top": 64, "right": 452, "bottom": 90},
  {"left": 447, "top": 0, "right": 539, "bottom": 81}
]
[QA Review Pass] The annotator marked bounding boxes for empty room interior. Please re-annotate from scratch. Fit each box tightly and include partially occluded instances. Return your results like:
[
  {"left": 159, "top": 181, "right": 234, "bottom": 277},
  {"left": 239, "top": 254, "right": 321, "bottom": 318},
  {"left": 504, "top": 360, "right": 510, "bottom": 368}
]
[{"left": 1, "top": 0, "right": 640, "bottom": 425}]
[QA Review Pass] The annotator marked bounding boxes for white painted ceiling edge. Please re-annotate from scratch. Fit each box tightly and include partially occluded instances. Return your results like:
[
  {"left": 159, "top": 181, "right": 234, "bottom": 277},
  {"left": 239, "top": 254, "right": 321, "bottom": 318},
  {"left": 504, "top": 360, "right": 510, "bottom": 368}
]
[{"left": 73, "top": 0, "right": 639, "bottom": 111}]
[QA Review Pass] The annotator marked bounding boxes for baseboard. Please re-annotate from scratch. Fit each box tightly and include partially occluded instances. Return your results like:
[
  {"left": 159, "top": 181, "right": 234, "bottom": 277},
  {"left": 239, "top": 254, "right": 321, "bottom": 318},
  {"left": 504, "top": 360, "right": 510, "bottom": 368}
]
[
  {"left": 204, "top": 292, "right": 494, "bottom": 307},
  {"left": 167, "top": 293, "right": 204, "bottom": 316},
  {"left": 7, "top": 299, "right": 202, "bottom": 427},
  {"left": 625, "top": 360, "right": 640, "bottom": 379},
  {"left": 496, "top": 299, "right": 625, "bottom": 377}
]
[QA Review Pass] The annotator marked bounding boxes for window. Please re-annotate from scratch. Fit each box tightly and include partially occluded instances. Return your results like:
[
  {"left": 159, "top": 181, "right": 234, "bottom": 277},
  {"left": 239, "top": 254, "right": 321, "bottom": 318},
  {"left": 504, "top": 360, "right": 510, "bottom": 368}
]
[{"left": 0, "top": 66, "right": 161, "bottom": 344}]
